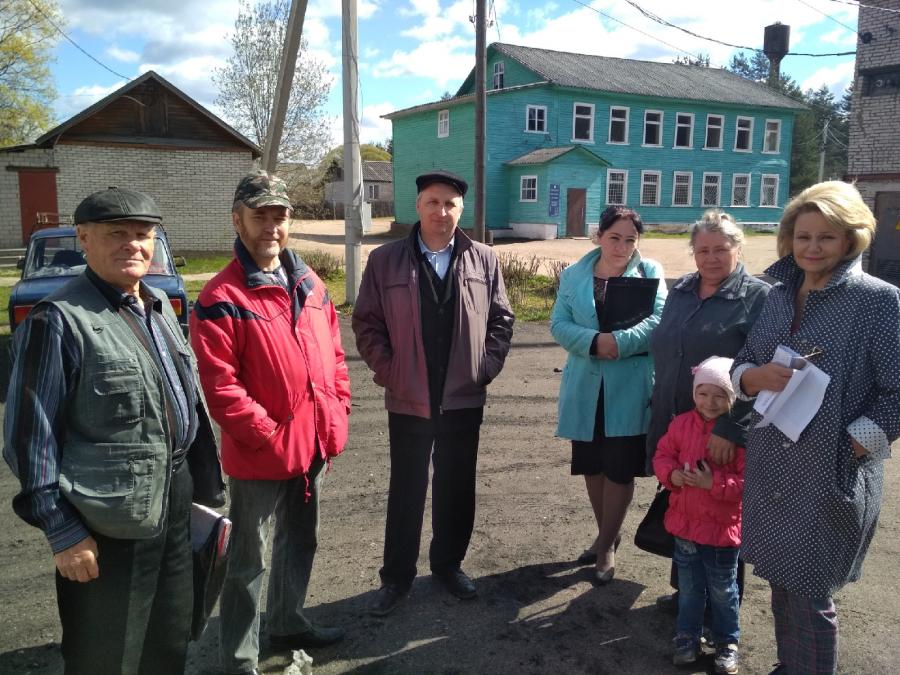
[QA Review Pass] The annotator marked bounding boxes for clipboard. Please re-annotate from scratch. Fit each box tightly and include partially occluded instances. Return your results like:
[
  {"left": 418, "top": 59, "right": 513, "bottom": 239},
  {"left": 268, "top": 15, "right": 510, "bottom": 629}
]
[{"left": 600, "top": 276, "right": 660, "bottom": 332}]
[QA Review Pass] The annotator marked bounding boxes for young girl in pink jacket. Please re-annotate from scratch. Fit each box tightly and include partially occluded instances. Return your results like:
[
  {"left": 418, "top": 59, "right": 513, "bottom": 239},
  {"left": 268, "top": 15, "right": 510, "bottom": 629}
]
[{"left": 653, "top": 356, "right": 745, "bottom": 674}]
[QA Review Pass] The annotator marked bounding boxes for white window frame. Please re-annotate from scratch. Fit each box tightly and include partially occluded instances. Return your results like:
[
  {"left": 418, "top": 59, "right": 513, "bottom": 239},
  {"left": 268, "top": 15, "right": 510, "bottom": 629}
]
[
  {"left": 674, "top": 112, "right": 694, "bottom": 149},
  {"left": 367, "top": 184, "right": 380, "bottom": 200},
  {"left": 437, "top": 109, "right": 449, "bottom": 138},
  {"left": 704, "top": 114, "right": 723, "bottom": 150},
  {"left": 734, "top": 116, "right": 753, "bottom": 152},
  {"left": 640, "top": 170, "right": 661, "bottom": 206},
  {"left": 760, "top": 174, "right": 779, "bottom": 207},
  {"left": 763, "top": 119, "right": 782, "bottom": 154},
  {"left": 672, "top": 171, "right": 693, "bottom": 206},
  {"left": 492, "top": 61, "right": 505, "bottom": 89},
  {"left": 606, "top": 169, "right": 628, "bottom": 205},
  {"left": 702, "top": 172, "right": 721, "bottom": 207},
  {"left": 519, "top": 175, "right": 538, "bottom": 202},
  {"left": 731, "top": 173, "right": 751, "bottom": 207},
  {"left": 607, "top": 105, "right": 629, "bottom": 144},
  {"left": 572, "top": 102, "right": 595, "bottom": 142},
  {"left": 525, "top": 105, "right": 547, "bottom": 133},
  {"left": 642, "top": 110, "right": 663, "bottom": 147}
]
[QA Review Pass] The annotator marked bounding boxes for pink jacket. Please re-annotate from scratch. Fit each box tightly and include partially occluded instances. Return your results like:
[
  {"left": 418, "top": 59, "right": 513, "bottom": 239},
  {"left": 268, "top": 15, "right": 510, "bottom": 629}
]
[{"left": 653, "top": 409, "right": 745, "bottom": 548}]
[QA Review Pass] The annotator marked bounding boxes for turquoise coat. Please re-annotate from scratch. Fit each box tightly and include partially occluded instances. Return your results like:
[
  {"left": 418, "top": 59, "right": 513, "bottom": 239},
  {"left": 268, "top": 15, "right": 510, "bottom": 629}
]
[{"left": 551, "top": 247, "right": 667, "bottom": 441}]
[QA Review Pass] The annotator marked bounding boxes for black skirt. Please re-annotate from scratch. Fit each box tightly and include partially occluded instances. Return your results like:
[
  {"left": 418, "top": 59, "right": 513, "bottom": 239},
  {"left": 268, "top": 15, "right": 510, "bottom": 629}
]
[{"left": 571, "top": 385, "right": 646, "bottom": 484}]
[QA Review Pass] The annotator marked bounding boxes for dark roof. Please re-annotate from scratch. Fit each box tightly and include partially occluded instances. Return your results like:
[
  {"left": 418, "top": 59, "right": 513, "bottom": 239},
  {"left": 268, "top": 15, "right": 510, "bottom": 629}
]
[
  {"left": 506, "top": 146, "right": 610, "bottom": 166},
  {"left": 456, "top": 43, "right": 806, "bottom": 111},
  {"left": 364, "top": 160, "right": 392, "bottom": 182},
  {"left": 32, "top": 71, "right": 261, "bottom": 156}
]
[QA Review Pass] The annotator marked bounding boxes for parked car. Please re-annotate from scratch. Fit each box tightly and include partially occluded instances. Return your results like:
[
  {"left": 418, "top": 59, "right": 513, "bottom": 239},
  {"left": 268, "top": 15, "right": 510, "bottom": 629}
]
[{"left": 8, "top": 227, "right": 188, "bottom": 333}]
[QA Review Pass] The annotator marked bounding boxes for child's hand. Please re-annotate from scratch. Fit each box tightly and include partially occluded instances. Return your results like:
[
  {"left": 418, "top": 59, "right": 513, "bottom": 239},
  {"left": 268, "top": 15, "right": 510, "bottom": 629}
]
[
  {"left": 670, "top": 469, "right": 686, "bottom": 487},
  {"left": 682, "top": 460, "right": 713, "bottom": 490}
]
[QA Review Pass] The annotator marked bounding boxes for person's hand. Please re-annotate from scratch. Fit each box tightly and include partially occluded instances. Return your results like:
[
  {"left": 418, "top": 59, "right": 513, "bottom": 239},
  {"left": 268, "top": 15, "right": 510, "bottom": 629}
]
[
  {"left": 682, "top": 460, "right": 713, "bottom": 490},
  {"left": 851, "top": 438, "right": 868, "bottom": 459},
  {"left": 670, "top": 469, "right": 686, "bottom": 487},
  {"left": 740, "top": 363, "right": 793, "bottom": 396},
  {"left": 595, "top": 333, "right": 619, "bottom": 360},
  {"left": 54, "top": 536, "right": 99, "bottom": 582},
  {"left": 707, "top": 434, "right": 736, "bottom": 465}
]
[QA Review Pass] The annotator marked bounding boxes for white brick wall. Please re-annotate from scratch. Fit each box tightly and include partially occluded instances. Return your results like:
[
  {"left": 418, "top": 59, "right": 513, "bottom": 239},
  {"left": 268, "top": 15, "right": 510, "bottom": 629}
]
[
  {"left": 0, "top": 144, "right": 255, "bottom": 251},
  {"left": 848, "top": 0, "right": 900, "bottom": 178}
]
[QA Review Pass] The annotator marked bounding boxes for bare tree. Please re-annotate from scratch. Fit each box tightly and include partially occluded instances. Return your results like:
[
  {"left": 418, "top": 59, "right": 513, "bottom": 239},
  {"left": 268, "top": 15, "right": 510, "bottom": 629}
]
[{"left": 213, "top": 0, "right": 333, "bottom": 164}]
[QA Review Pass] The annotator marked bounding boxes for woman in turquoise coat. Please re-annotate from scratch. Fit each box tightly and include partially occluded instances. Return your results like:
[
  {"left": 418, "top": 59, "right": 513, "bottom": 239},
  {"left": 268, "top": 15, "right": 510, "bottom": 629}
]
[{"left": 551, "top": 206, "right": 667, "bottom": 584}]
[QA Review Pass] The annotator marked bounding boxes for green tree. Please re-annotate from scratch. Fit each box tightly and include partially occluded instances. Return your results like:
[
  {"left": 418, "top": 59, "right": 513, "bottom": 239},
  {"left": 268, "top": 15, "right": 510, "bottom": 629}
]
[
  {"left": 672, "top": 53, "right": 710, "bottom": 67},
  {"left": 728, "top": 51, "right": 771, "bottom": 82},
  {"left": 0, "top": 0, "right": 59, "bottom": 146},
  {"left": 212, "top": 0, "right": 332, "bottom": 164}
]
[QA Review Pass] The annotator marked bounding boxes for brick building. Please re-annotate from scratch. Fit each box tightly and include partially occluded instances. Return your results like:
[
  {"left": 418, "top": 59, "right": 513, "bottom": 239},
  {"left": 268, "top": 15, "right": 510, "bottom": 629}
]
[
  {"left": 847, "top": 0, "right": 900, "bottom": 285},
  {"left": 0, "top": 71, "right": 259, "bottom": 251}
]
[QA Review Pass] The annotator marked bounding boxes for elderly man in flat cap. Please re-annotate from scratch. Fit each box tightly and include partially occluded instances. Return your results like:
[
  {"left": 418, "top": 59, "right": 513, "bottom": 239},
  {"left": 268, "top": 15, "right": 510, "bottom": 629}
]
[
  {"left": 3, "top": 187, "right": 225, "bottom": 674},
  {"left": 352, "top": 169, "right": 515, "bottom": 616},
  {"left": 191, "top": 169, "right": 350, "bottom": 675}
]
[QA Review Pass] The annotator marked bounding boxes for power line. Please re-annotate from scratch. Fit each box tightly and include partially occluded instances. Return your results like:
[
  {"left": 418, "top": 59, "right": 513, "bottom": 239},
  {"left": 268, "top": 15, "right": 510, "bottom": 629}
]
[
  {"left": 827, "top": 0, "right": 900, "bottom": 15},
  {"left": 25, "top": 0, "right": 130, "bottom": 80},
  {"left": 620, "top": 0, "right": 856, "bottom": 56},
  {"left": 568, "top": 0, "right": 710, "bottom": 63},
  {"left": 795, "top": 0, "right": 858, "bottom": 33}
]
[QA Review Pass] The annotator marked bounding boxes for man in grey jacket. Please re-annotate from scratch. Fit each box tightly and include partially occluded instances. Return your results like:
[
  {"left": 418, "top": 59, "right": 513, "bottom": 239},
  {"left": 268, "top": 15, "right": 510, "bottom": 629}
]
[{"left": 352, "top": 169, "right": 514, "bottom": 616}]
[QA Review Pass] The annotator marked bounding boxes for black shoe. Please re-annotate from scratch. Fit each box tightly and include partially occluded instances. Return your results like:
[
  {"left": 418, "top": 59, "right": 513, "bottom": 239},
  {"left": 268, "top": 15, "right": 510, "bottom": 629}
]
[
  {"left": 269, "top": 623, "right": 345, "bottom": 650},
  {"left": 576, "top": 534, "right": 621, "bottom": 566},
  {"left": 656, "top": 591, "right": 679, "bottom": 616},
  {"left": 434, "top": 569, "right": 477, "bottom": 599},
  {"left": 369, "top": 583, "right": 407, "bottom": 617}
]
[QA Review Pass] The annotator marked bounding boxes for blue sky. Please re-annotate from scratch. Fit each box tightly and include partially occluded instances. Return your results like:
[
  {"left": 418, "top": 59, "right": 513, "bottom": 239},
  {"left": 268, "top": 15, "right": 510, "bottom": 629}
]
[{"left": 50, "top": 0, "right": 859, "bottom": 150}]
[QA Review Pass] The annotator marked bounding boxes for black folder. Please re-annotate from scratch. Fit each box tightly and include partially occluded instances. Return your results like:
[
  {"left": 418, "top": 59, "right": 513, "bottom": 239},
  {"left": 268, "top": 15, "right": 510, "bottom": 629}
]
[{"left": 600, "top": 276, "right": 660, "bottom": 332}]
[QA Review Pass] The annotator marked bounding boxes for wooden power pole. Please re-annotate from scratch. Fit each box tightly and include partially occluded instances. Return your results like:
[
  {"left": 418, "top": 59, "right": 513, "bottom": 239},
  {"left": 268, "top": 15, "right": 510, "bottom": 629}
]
[
  {"left": 262, "top": 0, "right": 308, "bottom": 172},
  {"left": 342, "top": 0, "right": 363, "bottom": 302},
  {"left": 473, "top": 0, "right": 487, "bottom": 243}
]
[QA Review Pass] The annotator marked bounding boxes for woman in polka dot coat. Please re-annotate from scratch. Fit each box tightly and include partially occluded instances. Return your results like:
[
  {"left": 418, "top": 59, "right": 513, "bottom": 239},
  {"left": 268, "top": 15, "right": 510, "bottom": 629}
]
[{"left": 731, "top": 181, "right": 900, "bottom": 675}]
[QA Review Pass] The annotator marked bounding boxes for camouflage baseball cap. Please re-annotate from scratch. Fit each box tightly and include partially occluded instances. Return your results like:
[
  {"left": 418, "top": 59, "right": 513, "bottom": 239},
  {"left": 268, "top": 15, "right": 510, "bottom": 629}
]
[{"left": 233, "top": 169, "right": 292, "bottom": 209}]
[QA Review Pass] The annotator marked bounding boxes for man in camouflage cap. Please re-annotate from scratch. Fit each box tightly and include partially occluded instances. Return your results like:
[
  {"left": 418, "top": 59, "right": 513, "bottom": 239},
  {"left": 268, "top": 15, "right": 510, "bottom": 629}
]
[{"left": 191, "top": 169, "right": 350, "bottom": 674}]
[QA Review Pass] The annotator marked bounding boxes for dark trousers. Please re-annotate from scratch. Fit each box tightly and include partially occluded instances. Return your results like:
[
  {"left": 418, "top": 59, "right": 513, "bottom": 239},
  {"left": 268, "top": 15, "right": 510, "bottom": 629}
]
[
  {"left": 56, "top": 461, "right": 194, "bottom": 675},
  {"left": 381, "top": 422, "right": 481, "bottom": 589}
]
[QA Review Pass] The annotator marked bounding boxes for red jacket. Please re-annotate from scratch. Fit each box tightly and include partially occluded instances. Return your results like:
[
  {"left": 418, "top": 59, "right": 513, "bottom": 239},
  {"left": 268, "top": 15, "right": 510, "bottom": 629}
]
[
  {"left": 190, "top": 242, "right": 350, "bottom": 480},
  {"left": 653, "top": 409, "right": 744, "bottom": 547}
]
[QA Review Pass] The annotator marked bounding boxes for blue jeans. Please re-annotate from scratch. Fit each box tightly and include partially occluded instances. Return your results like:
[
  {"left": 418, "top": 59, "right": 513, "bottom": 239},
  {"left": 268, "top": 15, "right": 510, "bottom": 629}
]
[
  {"left": 219, "top": 458, "right": 325, "bottom": 674},
  {"left": 673, "top": 536, "right": 741, "bottom": 645}
]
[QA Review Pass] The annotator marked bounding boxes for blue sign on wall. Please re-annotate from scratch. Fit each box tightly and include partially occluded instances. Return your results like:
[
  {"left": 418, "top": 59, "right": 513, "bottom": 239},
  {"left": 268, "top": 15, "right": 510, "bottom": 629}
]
[{"left": 549, "top": 183, "right": 560, "bottom": 217}]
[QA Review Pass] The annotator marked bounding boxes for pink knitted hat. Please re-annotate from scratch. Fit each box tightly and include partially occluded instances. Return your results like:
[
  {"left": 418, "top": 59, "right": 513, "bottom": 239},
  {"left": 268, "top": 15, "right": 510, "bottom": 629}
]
[{"left": 692, "top": 356, "right": 736, "bottom": 405}]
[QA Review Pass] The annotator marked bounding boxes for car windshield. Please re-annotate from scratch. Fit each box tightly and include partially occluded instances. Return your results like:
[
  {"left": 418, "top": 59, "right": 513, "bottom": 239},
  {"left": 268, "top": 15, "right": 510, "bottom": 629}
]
[{"left": 22, "top": 235, "right": 175, "bottom": 279}]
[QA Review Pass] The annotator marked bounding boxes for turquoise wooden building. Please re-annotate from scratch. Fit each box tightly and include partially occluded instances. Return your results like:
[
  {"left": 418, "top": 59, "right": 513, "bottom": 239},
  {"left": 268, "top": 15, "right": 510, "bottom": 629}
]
[{"left": 384, "top": 43, "right": 806, "bottom": 238}]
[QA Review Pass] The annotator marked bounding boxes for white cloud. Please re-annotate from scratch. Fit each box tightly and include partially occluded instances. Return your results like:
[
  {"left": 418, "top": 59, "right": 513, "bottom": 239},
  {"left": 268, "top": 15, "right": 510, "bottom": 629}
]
[
  {"left": 819, "top": 26, "right": 858, "bottom": 46},
  {"left": 106, "top": 46, "right": 140, "bottom": 63},
  {"left": 371, "top": 36, "right": 474, "bottom": 88},
  {"left": 54, "top": 81, "right": 128, "bottom": 122},
  {"left": 800, "top": 60, "right": 855, "bottom": 96},
  {"left": 359, "top": 102, "right": 394, "bottom": 143}
]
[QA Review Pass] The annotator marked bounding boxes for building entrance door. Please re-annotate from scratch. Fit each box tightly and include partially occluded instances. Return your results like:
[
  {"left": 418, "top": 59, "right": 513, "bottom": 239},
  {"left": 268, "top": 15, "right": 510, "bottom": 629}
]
[
  {"left": 871, "top": 191, "right": 900, "bottom": 288},
  {"left": 18, "top": 169, "right": 59, "bottom": 244},
  {"left": 566, "top": 188, "right": 586, "bottom": 237}
]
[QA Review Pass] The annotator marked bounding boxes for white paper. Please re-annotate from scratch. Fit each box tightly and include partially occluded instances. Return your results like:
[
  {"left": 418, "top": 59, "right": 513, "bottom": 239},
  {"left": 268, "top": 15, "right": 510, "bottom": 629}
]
[{"left": 753, "top": 345, "right": 830, "bottom": 442}]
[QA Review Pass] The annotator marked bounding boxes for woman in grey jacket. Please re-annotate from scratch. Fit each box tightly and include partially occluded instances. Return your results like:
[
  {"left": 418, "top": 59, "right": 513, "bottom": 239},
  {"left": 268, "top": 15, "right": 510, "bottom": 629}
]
[
  {"left": 646, "top": 210, "right": 770, "bottom": 628},
  {"left": 733, "top": 181, "right": 900, "bottom": 674}
]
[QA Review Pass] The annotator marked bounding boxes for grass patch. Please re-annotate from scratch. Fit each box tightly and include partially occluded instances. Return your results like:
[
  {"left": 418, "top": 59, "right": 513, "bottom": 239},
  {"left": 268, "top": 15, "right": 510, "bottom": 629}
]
[{"left": 178, "top": 253, "right": 233, "bottom": 275}]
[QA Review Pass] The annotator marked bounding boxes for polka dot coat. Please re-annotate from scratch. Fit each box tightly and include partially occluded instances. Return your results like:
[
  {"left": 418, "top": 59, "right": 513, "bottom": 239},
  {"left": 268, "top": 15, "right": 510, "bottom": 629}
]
[{"left": 732, "top": 255, "right": 900, "bottom": 598}]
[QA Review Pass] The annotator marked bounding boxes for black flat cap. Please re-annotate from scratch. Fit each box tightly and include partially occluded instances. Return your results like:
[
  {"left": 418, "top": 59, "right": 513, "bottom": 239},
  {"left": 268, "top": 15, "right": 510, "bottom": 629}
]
[
  {"left": 74, "top": 187, "right": 162, "bottom": 225},
  {"left": 415, "top": 170, "right": 468, "bottom": 197}
]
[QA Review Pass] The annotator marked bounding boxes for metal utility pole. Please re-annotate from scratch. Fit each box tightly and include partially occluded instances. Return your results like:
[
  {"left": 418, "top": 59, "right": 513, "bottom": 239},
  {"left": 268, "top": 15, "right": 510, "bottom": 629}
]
[
  {"left": 473, "top": 0, "right": 487, "bottom": 244},
  {"left": 342, "top": 0, "right": 363, "bottom": 302},
  {"left": 818, "top": 117, "right": 830, "bottom": 182},
  {"left": 262, "top": 0, "right": 309, "bottom": 172}
]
